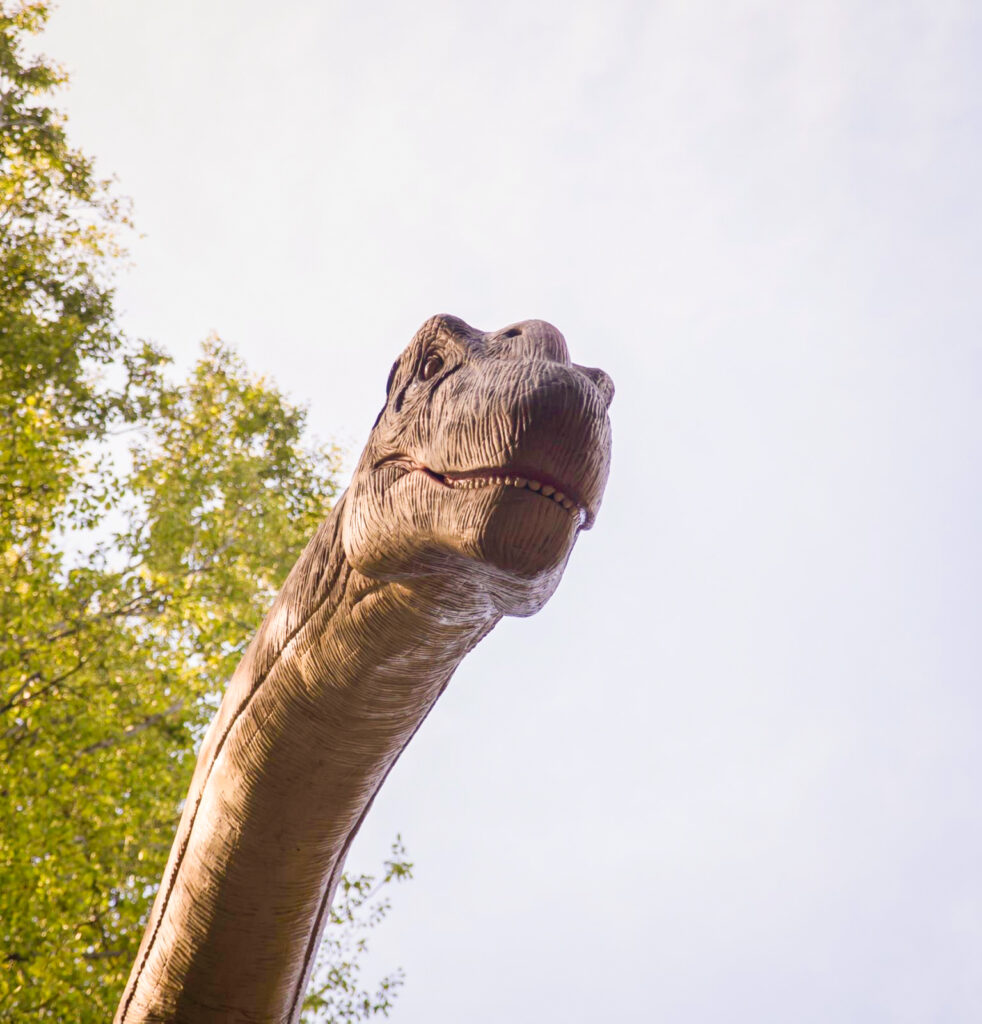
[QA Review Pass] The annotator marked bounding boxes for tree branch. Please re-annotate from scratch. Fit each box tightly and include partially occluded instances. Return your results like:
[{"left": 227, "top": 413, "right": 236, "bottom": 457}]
[{"left": 76, "top": 700, "right": 183, "bottom": 758}]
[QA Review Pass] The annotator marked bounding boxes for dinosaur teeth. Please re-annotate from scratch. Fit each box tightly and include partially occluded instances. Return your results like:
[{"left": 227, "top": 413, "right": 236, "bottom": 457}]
[{"left": 441, "top": 472, "right": 581, "bottom": 517}]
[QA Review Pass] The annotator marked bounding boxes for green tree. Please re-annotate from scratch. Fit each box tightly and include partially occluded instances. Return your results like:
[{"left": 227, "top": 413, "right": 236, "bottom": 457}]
[{"left": 0, "top": 5, "right": 410, "bottom": 1020}]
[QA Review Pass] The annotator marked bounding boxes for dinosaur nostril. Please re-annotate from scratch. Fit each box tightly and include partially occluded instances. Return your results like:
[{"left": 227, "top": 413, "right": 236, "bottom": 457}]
[{"left": 487, "top": 320, "right": 570, "bottom": 363}]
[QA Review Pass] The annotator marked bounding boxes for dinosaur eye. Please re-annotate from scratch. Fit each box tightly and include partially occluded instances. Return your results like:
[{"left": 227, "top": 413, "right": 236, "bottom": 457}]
[{"left": 420, "top": 352, "right": 444, "bottom": 381}]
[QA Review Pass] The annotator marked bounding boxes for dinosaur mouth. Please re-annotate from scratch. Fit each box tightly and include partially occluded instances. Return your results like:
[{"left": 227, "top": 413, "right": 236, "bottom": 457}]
[
  {"left": 376, "top": 456, "right": 590, "bottom": 528},
  {"left": 424, "top": 467, "right": 587, "bottom": 527}
]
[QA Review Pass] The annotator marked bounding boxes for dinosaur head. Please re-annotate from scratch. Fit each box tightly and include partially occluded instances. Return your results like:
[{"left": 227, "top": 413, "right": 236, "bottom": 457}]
[{"left": 342, "top": 315, "right": 614, "bottom": 616}]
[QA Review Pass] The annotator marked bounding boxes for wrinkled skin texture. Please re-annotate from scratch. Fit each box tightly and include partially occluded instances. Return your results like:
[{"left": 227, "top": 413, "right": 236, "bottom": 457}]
[{"left": 116, "top": 315, "right": 613, "bottom": 1023}]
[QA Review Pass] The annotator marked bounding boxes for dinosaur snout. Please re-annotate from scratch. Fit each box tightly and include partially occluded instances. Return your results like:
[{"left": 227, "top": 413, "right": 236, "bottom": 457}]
[{"left": 486, "top": 322, "right": 613, "bottom": 412}]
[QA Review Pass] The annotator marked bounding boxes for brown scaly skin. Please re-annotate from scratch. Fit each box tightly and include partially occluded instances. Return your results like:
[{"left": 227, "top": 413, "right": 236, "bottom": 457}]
[{"left": 116, "top": 315, "right": 614, "bottom": 1023}]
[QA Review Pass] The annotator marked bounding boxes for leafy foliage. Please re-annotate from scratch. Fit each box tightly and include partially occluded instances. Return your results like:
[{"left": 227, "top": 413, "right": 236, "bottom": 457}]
[
  {"left": 0, "top": 5, "right": 410, "bottom": 1020},
  {"left": 302, "top": 837, "right": 414, "bottom": 1024},
  {"left": 2, "top": 337, "right": 341, "bottom": 1019}
]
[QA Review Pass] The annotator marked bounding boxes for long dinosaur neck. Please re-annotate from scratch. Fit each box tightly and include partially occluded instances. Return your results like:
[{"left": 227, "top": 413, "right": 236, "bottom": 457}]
[{"left": 116, "top": 494, "right": 500, "bottom": 1023}]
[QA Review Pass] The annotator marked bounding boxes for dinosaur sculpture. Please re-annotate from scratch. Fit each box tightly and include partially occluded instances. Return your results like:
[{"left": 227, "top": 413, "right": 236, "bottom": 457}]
[{"left": 115, "top": 314, "right": 614, "bottom": 1023}]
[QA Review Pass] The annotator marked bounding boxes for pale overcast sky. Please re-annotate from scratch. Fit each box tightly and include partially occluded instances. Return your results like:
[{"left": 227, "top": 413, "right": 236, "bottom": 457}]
[{"left": 45, "top": 2, "right": 980, "bottom": 1021}]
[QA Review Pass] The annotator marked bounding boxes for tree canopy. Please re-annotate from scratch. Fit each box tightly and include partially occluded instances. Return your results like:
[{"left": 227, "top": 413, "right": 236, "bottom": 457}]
[{"left": 0, "top": 5, "right": 409, "bottom": 1020}]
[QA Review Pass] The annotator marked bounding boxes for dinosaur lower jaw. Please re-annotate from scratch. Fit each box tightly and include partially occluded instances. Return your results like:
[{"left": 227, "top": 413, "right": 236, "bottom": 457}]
[{"left": 417, "top": 465, "right": 589, "bottom": 528}]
